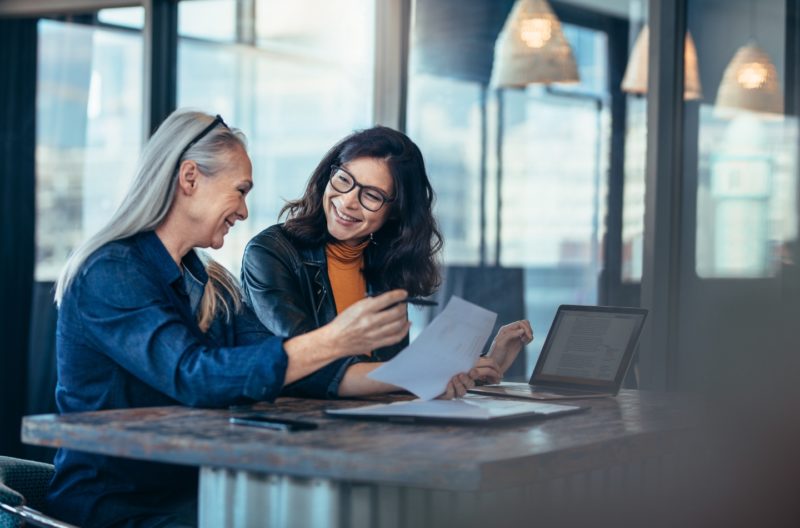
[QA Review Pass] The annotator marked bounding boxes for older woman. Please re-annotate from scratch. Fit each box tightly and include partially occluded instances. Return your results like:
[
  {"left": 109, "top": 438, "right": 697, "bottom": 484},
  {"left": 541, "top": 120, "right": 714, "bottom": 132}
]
[
  {"left": 242, "top": 126, "right": 534, "bottom": 398},
  {"left": 47, "top": 111, "right": 412, "bottom": 527}
]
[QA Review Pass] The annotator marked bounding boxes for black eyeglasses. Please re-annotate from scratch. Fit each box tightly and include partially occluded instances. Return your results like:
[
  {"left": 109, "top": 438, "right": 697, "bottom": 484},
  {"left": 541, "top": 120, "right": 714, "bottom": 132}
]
[
  {"left": 174, "top": 114, "right": 228, "bottom": 174},
  {"left": 329, "top": 165, "right": 395, "bottom": 212}
]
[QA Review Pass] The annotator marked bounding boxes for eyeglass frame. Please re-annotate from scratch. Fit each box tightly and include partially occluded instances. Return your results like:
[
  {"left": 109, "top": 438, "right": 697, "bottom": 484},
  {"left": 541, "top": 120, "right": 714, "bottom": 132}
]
[
  {"left": 173, "top": 114, "right": 228, "bottom": 175},
  {"left": 328, "top": 164, "right": 396, "bottom": 212}
]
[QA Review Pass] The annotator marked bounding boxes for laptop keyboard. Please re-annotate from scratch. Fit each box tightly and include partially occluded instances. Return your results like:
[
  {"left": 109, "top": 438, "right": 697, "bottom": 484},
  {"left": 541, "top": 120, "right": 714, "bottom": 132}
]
[
  {"left": 500, "top": 385, "right": 591, "bottom": 397},
  {"left": 506, "top": 388, "right": 561, "bottom": 398},
  {"left": 531, "top": 386, "right": 588, "bottom": 395},
  {"left": 470, "top": 382, "right": 608, "bottom": 400}
]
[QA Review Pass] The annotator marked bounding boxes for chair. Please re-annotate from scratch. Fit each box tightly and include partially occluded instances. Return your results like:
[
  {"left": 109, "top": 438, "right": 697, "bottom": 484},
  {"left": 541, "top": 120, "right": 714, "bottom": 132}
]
[
  {"left": 0, "top": 456, "right": 76, "bottom": 528},
  {"left": 431, "top": 265, "right": 528, "bottom": 379},
  {"left": 26, "top": 281, "right": 60, "bottom": 464}
]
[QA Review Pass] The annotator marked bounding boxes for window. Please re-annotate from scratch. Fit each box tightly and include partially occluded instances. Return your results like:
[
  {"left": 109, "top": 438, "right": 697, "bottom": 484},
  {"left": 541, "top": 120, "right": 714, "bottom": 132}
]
[
  {"left": 695, "top": 110, "right": 797, "bottom": 278},
  {"left": 408, "top": 5, "right": 619, "bottom": 370},
  {"left": 497, "top": 24, "right": 610, "bottom": 368},
  {"left": 36, "top": 10, "right": 144, "bottom": 280},
  {"left": 621, "top": 95, "right": 647, "bottom": 282},
  {"left": 177, "top": 0, "right": 376, "bottom": 274},
  {"left": 407, "top": 77, "right": 485, "bottom": 264}
]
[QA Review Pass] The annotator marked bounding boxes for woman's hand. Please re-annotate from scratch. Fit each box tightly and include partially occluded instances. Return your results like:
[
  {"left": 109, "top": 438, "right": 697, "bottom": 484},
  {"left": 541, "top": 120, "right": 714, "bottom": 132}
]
[
  {"left": 487, "top": 320, "right": 534, "bottom": 374},
  {"left": 438, "top": 372, "right": 474, "bottom": 399},
  {"left": 323, "top": 289, "right": 411, "bottom": 358},
  {"left": 471, "top": 356, "right": 504, "bottom": 385},
  {"left": 437, "top": 357, "right": 503, "bottom": 399},
  {"left": 284, "top": 290, "right": 409, "bottom": 385}
]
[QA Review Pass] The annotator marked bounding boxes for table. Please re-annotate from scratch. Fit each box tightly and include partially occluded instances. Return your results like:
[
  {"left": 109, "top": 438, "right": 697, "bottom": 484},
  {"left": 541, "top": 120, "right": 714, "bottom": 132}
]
[{"left": 22, "top": 390, "right": 700, "bottom": 527}]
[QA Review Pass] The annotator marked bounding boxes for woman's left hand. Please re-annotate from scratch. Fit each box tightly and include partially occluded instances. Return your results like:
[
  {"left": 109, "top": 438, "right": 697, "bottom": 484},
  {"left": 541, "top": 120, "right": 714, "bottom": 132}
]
[{"left": 487, "top": 320, "right": 534, "bottom": 374}]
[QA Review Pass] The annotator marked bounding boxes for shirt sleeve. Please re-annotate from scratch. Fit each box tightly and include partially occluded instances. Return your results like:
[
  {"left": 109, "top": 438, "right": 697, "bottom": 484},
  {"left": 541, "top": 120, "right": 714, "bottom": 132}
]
[
  {"left": 76, "top": 254, "right": 288, "bottom": 408},
  {"left": 278, "top": 356, "right": 355, "bottom": 399}
]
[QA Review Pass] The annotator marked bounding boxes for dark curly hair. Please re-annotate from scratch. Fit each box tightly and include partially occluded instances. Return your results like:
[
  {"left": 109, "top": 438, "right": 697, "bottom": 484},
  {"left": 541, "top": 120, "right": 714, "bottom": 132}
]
[{"left": 281, "top": 126, "right": 443, "bottom": 297}]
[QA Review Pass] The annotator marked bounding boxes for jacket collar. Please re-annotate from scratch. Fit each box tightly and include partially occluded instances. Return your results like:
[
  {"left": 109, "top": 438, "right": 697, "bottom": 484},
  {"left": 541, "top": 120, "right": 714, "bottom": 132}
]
[{"left": 136, "top": 231, "right": 208, "bottom": 287}]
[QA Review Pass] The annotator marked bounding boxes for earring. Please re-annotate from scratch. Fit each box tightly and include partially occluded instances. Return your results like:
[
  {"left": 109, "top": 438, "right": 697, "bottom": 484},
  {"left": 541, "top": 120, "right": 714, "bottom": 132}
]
[{"left": 369, "top": 232, "right": 377, "bottom": 245}]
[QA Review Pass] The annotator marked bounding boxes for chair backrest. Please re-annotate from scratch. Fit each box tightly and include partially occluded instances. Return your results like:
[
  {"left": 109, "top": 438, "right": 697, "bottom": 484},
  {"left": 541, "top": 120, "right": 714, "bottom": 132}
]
[
  {"left": 0, "top": 456, "right": 76, "bottom": 528},
  {"left": 431, "top": 265, "right": 528, "bottom": 378},
  {"left": 26, "top": 281, "right": 60, "bottom": 465}
]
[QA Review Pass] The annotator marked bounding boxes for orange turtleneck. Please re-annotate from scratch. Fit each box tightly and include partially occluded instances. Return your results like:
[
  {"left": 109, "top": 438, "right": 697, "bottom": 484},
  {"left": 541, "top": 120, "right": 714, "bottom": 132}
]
[{"left": 326, "top": 239, "right": 370, "bottom": 315}]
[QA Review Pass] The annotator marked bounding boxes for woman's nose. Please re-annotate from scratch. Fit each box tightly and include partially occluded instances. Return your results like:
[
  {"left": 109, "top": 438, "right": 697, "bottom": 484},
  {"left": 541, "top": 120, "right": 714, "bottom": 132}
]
[{"left": 340, "top": 188, "right": 361, "bottom": 209}]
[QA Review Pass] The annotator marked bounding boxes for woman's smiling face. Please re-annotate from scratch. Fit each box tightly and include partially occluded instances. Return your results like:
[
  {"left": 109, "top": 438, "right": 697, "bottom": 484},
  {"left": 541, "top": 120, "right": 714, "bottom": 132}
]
[
  {"left": 189, "top": 145, "right": 252, "bottom": 250},
  {"left": 323, "top": 157, "right": 394, "bottom": 246}
]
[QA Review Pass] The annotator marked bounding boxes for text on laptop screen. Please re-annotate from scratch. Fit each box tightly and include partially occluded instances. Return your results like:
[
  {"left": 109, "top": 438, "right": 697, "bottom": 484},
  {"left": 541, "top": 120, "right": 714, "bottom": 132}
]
[{"left": 539, "top": 310, "right": 644, "bottom": 381}]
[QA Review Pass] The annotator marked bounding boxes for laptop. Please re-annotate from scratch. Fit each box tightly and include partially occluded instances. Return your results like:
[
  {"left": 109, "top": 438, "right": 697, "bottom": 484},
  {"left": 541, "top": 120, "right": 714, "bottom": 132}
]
[{"left": 469, "top": 305, "right": 648, "bottom": 401}]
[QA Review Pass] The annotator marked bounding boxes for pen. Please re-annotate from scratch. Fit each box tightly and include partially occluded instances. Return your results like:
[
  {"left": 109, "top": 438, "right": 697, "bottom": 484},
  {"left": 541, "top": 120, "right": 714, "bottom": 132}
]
[
  {"left": 402, "top": 297, "right": 438, "bottom": 306},
  {"left": 384, "top": 297, "right": 439, "bottom": 310},
  {"left": 375, "top": 295, "right": 439, "bottom": 309}
]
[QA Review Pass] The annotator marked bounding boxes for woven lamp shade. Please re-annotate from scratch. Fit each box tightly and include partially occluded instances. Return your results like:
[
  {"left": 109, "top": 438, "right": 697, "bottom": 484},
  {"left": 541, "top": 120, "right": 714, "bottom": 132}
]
[
  {"left": 491, "top": 0, "right": 579, "bottom": 88},
  {"left": 621, "top": 25, "right": 703, "bottom": 100},
  {"left": 715, "top": 42, "right": 783, "bottom": 115}
]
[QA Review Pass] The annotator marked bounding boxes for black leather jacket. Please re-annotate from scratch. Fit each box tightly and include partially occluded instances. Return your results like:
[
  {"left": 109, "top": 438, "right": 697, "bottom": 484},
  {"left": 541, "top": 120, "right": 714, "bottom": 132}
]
[{"left": 241, "top": 224, "right": 409, "bottom": 391}]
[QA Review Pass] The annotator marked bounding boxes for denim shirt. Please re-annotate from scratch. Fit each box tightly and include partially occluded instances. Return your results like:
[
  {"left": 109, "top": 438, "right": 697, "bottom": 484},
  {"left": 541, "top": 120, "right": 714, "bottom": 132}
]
[{"left": 46, "top": 231, "right": 290, "bottom": 527}]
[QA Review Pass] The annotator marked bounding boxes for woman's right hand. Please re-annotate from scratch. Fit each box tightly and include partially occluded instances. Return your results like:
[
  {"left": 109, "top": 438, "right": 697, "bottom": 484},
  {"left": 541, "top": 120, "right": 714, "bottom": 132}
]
[
  {"left": 324, "top": 289, "right": 411, "bottom": 358},
  {"left": 437, "top": 357, "right": 504, "bottom": 399}
]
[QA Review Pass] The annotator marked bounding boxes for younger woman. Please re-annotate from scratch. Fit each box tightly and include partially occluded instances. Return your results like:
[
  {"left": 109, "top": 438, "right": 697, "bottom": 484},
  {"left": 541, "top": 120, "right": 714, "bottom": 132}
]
[{"left": 242, "top": 126, "right": 533, "bottom": 398}]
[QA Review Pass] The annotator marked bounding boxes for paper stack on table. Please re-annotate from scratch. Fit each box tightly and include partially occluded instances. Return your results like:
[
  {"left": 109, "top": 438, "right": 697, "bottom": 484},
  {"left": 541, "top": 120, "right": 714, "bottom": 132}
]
[
  {"left": 326, "top": 395, "right": 583, "bottom": 422},
  {"left": 367, "top": 296, "right": 497, "bottom": 400}
]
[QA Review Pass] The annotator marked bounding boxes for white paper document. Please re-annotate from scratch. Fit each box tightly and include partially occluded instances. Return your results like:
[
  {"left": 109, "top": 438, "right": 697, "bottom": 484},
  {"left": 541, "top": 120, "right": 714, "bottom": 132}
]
[
  {"left": 326, "top": 395, "right": 583, "bottom": 422},
  {"left": 367, "top": 296, "right": 497, "bottom": 400}
]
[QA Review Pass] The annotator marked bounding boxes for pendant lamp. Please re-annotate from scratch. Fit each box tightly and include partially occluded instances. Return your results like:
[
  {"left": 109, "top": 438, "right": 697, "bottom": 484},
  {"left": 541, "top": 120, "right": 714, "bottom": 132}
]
[
  {"left": 621, "top": 25, "right": 703, "bottom": 100},
  {"left": 491, "top": 0, "right": 579, "bottom": 88},
  {"left": 715, "top": 41, "right": 783, "bottom": 115}
]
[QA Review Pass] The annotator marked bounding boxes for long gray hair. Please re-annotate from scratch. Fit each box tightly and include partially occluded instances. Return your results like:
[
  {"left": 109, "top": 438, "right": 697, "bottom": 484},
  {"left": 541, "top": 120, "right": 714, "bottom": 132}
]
[{"left": 55, "top": 109, "right": 247, "bottom": 331}]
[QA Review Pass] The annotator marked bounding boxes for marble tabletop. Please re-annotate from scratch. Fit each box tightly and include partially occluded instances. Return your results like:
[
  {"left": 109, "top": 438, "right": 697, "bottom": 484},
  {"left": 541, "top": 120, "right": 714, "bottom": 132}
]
[{"left": 22, "top": 389, "right": 699, "bottom": 491}]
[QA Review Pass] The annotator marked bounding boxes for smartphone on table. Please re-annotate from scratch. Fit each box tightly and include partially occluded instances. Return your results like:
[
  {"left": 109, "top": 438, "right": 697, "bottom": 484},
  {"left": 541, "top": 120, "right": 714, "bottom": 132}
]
[{"left": 229, "top": 414, "right": 318, "bottom": 432}]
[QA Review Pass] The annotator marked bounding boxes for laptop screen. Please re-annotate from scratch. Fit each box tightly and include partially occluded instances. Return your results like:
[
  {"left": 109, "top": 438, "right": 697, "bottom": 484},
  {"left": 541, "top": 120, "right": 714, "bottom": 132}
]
[{"left": 531, "top": 305, "right": 648, "bottom": 390}]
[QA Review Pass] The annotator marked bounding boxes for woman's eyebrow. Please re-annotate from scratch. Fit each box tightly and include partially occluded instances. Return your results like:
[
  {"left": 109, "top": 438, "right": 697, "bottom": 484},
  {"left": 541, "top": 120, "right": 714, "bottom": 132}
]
[
  {"left": 340, "top": 164, "right": 393, "bottom": 196},
  {"left": 367, "top": 185, "right": 392, "bottom": 196}
]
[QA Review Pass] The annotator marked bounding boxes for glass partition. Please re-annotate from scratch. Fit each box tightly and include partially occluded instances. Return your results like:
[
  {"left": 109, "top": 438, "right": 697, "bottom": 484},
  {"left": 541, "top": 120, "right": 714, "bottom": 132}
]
[{"left": 689, "top": 0, "right": 797, "bottom": 278}]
